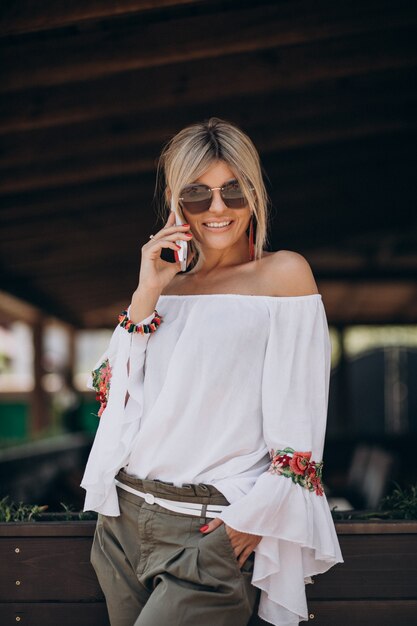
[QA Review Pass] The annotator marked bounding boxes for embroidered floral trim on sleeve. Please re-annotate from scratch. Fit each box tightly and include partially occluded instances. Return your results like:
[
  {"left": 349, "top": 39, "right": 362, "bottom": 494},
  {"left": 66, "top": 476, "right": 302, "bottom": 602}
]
[
  {"left": 91, "top": 359, "right": 112, "bottom": 417},
  {"left": 268, "top": 447, "right": 324, "bottom": 496}
]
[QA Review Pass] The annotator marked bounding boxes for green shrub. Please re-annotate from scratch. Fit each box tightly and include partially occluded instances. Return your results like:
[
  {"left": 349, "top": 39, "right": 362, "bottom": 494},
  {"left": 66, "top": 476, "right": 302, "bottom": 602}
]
[
  {"left": 331, "top": 481, "right": 417, "bottom": 520},
  {"left": 0, "top": 496, "right": 96, "bottom": 521}
]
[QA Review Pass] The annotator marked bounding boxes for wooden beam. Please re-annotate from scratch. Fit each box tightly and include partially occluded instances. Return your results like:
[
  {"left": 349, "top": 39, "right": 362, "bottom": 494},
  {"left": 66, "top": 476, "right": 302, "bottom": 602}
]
[
  {"left": 37, "top": 282, "right": 140, "bottom": 308},
  {"left": 2, "top": 0, "right": 416, "bottom": 92},
  {"left": 0, "top": 212, "right": 155, "bottom": 245},
  {"left": 2, "top": 203, "right": 416, "bottom": 275},
  {"left": 0, "top": 154, "right": 156, "bottom": 195},
  {"left": 0, "top": 290, "right": 41, "bottom": 325},
  {"left": 0, "top": 172, "right": 414, "bottom": 259},
  {"left": 2, "top": 65, "right": 416, "bottom": 169},
  {"left": 1, "top": 97, "right": 415, "bottom": 195},
  {"left": 35, "top": 264, "right": 417, "bottom": 288},
  {"left": 3, "top": 238, "right": 156, "bottom": 272},
  {"left": 310, "top": 271, "right": 417, "bottom": 283},
  {"left": 0, "top": 180, "right": 157, "bottom": 223},
  {"left": 1, "top": 197, "right": 414, "bottom": 270},
  {"left": 0, "top": 268, "right": 83, "bottom": 326},
  {"left": 1, "top": 122, "right": 415, "bottom": 222},
  {"left": 320, "top": 280, "right": 417, "bottom": 324},
  {"left": 0, "top": 0, "right": 208, "bottom": 37},
  {"left": 51, "top": 279, "right": 417, "bottom": 327},
  {"left": 1, "top": 26, "right": 416, "bottom": 134},
  {"left": 38, "top": 275, "right": 417, "bottom": 320},
  {"left": 0, "top": 163, "right": 415, "bottom": 265},
  {"left": 3, "top": 268, "right": 417, "bottom": 329}
]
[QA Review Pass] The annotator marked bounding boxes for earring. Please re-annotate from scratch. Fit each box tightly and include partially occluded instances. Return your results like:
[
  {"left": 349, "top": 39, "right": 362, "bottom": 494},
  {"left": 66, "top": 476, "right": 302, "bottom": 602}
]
[{"left": 249, "top": 214, "right": 255, "bottom": 262}]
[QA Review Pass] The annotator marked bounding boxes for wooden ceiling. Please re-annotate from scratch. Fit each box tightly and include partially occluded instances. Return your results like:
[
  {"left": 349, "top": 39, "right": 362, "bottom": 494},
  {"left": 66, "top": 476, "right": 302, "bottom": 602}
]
[{"left": 1, "top": 0, "right": 416, "bottom": 328}]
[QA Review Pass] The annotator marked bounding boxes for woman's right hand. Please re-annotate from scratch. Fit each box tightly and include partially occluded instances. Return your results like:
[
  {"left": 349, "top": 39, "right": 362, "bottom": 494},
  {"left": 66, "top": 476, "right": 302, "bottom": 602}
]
[{"left": 137, "top": 210, "right": 195, "bottom": 294}]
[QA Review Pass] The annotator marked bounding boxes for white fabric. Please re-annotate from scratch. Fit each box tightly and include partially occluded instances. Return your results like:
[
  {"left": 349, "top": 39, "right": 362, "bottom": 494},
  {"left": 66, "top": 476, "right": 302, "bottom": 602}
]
[
  {"left": 80, "top": 305, "right": 155, "bottom": 513},
  {"left": 80, "top": 293, "right": 344, "bottom": 625}
]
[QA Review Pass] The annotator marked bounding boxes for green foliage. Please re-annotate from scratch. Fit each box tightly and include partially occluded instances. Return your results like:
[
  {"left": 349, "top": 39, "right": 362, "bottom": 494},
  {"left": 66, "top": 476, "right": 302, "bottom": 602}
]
[
  {"left": 0, "top": 496, "right": 48, "bottom": 522},
  {"left": 330, "top": 480, "right": 417, "bottom": 520},
  {"left": 0, "top": 496, "right": 97, "bottom": 522},
  {"left": 379, "top": 481, "right": 417, "bottom": 519},
  {"left": 2, "top": 480, "right": 417, "bottom": 523}
]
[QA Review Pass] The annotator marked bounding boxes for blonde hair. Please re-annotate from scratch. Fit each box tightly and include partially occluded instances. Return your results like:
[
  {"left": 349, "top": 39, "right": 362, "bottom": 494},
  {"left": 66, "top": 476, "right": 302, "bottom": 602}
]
[{"left": 154, "top": 117, "right": 271, "bottom": 266}]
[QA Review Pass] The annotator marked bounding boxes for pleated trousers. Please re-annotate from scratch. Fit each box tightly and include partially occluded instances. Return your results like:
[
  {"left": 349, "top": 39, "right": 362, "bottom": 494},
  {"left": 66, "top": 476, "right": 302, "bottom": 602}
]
[{"left": 90, "top": 468, "right": 260, "bottom": 626}]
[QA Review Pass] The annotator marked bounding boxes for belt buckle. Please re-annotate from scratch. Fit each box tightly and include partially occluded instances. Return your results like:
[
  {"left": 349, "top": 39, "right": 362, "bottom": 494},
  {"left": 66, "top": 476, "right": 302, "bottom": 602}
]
[{"left": 144, "top": 492, "right": 155, "bottom": 504}]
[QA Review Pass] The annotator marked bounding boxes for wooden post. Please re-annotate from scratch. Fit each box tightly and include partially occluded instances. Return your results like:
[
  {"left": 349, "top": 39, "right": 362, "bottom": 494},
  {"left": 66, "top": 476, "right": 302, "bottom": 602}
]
[
  {"left": 337, "top": 325, "right": 351, "bottom": 436},
  {"left": 31, "top": 314, "right": 49, "bottom": 437},
  {"left": 67, "top": 325, "right": 76, "bottom": 387}
]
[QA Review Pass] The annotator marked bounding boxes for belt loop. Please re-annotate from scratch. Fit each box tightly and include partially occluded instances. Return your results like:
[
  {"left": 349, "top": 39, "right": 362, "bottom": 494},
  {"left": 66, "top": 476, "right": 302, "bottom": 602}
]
[{"left": 199, "top": 502, "right": 208, "bottom": 525}]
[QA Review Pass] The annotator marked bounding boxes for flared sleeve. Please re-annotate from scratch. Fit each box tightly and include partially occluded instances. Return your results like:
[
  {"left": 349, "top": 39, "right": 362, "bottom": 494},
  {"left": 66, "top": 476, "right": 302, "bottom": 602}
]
[
  {"left": 217, "top": 295, "right": 344, "bottom": 626},
  {"left": 80, "top": 305, "right": 156, "bottom": 516}
]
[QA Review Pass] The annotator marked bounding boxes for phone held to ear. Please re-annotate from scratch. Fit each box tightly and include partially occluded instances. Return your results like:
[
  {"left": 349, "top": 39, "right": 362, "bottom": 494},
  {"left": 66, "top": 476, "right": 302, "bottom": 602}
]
[{"left": 171, "top": 198, "right": 188, "bottom": 272}]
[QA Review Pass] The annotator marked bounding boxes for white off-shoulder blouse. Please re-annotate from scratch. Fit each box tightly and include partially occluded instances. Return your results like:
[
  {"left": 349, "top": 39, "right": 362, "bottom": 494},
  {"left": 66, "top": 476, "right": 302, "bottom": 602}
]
[{"left": 80, "top": 293, "right": 344, "bottom": 626}]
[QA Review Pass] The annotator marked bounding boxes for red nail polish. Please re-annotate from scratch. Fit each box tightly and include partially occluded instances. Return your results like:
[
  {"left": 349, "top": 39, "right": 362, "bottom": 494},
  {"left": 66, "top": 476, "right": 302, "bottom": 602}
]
[{"left": 199, "top": 524, "right": 209, "bottom": 532}]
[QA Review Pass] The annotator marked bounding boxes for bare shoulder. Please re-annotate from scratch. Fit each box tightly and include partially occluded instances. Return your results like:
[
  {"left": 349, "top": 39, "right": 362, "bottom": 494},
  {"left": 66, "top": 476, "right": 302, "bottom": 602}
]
[{"left": 263, "top": 250, "right": 319, "bottom": 296}]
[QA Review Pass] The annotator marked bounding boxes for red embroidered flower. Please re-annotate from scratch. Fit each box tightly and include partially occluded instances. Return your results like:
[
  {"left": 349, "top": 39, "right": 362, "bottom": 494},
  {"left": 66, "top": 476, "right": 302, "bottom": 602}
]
[
  {"left": 310, "top": 475, "right": 324, "bottom": 496},
  {"left": 271, "top": 453, "right": 291, "bottom": 468},
  {"left": 289, "top": 451, "right": 312, "bottom": 475},
  {"left": 97, "top": 399, "right": 106, "bottom": 417},
  {"left": 91, "top": 359, "right": 112, "bottom": 418},
  {"left": 305, "top": 463, "right": 315, "bottom": 477},
  {"left": 268, "top": 447, "right": 324, "bottom": 496},
  {"left": 269, "top": 458, "right": 284, "bottom": 474}
]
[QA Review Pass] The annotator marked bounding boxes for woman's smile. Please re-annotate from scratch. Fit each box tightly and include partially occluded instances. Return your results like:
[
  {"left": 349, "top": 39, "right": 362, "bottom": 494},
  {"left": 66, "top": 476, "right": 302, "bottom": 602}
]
[{"left": 202, "top": 219, "right": 234, "bottom": 232}]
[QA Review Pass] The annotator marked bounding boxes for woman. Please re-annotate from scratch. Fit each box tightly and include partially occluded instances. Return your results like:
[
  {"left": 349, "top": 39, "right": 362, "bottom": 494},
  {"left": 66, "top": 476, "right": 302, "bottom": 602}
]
[{"left": 80, "top": 117, "right": 344, "bottom": 626}]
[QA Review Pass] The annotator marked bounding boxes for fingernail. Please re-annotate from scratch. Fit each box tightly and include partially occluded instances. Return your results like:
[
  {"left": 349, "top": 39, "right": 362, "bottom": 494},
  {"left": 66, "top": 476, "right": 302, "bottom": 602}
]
[{"left": 199, "top": 524, "right": 209, "bottom": 532}]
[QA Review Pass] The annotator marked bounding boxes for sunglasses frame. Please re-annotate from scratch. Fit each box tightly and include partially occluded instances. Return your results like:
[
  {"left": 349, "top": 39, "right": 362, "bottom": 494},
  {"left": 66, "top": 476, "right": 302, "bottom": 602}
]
[{"left": 179, "top": 179, "right": 255, "bottom": 213}]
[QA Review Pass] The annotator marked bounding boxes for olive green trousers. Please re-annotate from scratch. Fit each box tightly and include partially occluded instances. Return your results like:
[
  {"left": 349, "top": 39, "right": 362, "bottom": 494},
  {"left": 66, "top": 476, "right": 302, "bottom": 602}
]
[{"left": 90, "top": 468, "right": 260, "bottom": 626}]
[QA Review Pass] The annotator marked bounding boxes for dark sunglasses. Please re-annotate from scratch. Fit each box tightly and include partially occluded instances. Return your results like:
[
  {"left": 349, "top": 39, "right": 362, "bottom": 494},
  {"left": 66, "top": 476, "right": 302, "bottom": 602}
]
[{"left": 179, "top": 179, "right": 254, "bottom": 213}]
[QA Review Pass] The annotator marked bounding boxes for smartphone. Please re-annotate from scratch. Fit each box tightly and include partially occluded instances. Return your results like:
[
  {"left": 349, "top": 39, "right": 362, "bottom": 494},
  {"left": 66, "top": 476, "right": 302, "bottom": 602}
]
[{"left": 171, "top": 197, "right": 188, "bottom": 272}]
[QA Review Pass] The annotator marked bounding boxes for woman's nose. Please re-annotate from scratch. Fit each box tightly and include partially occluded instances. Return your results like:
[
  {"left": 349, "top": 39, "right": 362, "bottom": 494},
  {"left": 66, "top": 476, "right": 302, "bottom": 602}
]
[{"left": 208, "top": 189, "right": 227, "bottom": 212}]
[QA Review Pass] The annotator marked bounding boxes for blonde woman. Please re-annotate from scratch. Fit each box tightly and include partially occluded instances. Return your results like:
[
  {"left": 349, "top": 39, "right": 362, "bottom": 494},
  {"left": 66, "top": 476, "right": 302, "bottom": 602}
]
[{"left": 80, "top": 117, "right": 344, "bottom": 626}]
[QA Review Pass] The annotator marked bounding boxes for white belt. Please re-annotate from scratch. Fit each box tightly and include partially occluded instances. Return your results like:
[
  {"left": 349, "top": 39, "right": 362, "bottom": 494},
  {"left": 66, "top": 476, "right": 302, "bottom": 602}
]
[{"left": 114, "top": 479, "right": 229, "bottom": 518}]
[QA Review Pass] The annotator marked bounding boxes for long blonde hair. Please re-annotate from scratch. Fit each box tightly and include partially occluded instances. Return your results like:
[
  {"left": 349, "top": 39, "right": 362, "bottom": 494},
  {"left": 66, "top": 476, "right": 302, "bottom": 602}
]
[{"left": 154, "top": 117, "right": 271, "bottom": 266}]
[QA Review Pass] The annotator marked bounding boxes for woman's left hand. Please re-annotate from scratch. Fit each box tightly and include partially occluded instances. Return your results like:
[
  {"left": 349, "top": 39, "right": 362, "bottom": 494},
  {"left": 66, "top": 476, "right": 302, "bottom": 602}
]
[{"left": 200, "top": 518, "right": 262, "bottom": 568}]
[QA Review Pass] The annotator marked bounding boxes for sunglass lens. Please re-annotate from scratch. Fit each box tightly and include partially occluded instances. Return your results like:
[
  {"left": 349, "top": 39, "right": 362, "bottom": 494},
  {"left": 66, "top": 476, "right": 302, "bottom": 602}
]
[
  {"left": 180, "top": 184, "right": 211, "bottom": 212},
  {"left": 222, "top": 181, "right": 247, "bottom": 208}
]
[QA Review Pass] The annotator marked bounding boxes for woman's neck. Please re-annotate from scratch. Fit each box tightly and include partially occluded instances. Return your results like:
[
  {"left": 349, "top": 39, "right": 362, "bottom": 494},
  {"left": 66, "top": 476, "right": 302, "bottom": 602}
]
[{"left": 188, "top": 238, "right": 251, "bottom": 277}]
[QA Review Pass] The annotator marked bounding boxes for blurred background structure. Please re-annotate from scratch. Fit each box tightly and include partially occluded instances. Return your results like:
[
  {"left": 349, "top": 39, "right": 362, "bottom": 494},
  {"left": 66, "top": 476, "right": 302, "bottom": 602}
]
[{"left": 0, "top": 0, "right": 416, "bottom": 514}]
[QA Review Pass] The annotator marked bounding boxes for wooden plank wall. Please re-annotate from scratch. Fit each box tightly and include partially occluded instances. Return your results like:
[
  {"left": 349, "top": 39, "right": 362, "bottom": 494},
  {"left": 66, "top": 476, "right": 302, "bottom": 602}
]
[{"left": 1, "top": 520, "right": 417, "bottom": 625}]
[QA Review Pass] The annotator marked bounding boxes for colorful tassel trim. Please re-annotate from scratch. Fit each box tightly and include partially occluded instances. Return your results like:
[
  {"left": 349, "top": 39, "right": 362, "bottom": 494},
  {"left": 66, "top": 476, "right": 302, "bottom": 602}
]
[{"left": 118, "top": 309, "right": 163, "bottom": 334}]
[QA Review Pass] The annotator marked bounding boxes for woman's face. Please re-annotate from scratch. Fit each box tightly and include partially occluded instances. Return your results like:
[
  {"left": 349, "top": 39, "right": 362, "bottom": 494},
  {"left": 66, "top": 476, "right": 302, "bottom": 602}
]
[{"left": 180, "top": 160, "right": 252, "bottom": 253}]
